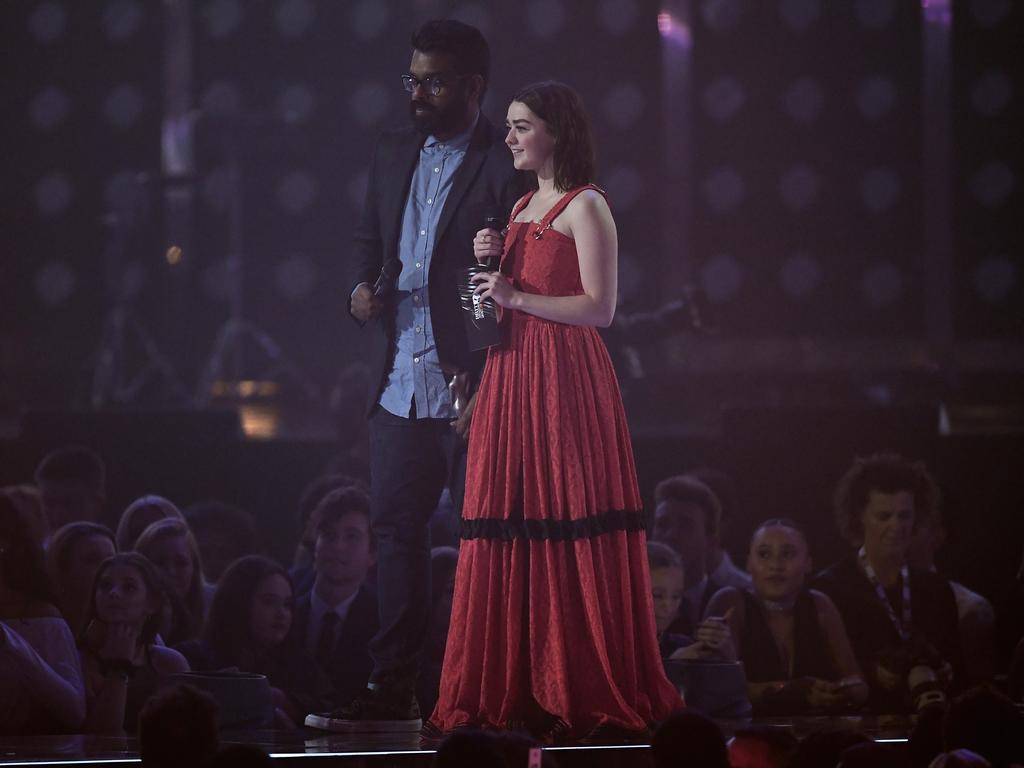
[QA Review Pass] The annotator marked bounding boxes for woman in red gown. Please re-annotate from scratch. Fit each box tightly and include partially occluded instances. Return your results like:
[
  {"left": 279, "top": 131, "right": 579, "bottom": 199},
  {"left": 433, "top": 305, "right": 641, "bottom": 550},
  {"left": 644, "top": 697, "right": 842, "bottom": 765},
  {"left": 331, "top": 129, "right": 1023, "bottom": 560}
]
[{"left": 429, "top": 81, "right": 682, "bottom": 741}]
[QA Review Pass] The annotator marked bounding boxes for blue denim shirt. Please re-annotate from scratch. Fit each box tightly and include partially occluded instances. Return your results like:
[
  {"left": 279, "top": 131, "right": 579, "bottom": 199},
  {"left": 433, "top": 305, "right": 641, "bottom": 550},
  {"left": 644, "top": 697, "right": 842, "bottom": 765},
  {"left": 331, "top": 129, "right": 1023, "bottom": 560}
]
[{"left": 378, "top": 116, "right": 478, "bottom": 419}]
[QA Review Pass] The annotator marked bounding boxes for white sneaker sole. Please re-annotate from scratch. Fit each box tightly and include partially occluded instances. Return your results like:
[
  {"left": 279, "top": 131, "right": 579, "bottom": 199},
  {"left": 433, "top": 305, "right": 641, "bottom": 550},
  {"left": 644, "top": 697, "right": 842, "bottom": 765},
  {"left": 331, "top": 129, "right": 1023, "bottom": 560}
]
[{"left": 304, "top": 713, "right": 423, "bottom": 733}]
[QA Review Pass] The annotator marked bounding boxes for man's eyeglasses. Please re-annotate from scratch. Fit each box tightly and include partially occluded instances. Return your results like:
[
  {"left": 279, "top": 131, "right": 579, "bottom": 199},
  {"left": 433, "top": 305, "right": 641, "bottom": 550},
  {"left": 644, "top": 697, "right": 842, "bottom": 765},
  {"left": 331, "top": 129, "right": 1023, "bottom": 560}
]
[{"left": 401, "top": 74, "right": 466, "bottom": 97}]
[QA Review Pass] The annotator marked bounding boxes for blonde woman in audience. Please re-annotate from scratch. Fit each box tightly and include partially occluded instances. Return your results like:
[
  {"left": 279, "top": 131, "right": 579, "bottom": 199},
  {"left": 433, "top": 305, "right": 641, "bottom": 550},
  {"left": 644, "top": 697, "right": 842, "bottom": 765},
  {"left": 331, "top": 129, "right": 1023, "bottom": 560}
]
[
  {"left": 134, "top": 518, "right": 208, "bottom": 641},
  {"left": 115, "top": 495, "right": 183, "bottom": 553}
]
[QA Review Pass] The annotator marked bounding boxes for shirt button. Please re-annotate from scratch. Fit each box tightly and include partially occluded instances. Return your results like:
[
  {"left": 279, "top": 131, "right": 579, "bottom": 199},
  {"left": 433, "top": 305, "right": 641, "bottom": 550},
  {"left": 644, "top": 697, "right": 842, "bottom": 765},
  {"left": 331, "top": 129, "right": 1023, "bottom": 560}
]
[
  {"left": 415, "top": 326, "right": 422, "bottom": 334},
  {"left": 433, "top": 167, "right": 440, "bottom": 173},
  {"left": 415, "top": 262, "right": 422, "bottom": 269},
  {"left": 413, "top": 294, "right": 421, "bottom": 304},
  {"left": 414, "top": 357, "right": 420, "bottom": 364},
  {"left": 420, "top": 229, "right": 426, "bottom": 235},
  {"left": 427, "top": 198, "right": 433, "bottom": 204}
]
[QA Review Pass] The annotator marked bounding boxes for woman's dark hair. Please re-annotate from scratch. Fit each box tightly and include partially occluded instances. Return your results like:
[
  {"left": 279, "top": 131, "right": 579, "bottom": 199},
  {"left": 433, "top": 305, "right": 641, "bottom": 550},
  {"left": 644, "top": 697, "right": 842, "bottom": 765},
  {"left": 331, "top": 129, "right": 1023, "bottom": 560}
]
[
  {"left": 84, "top": 553, "right": 168, "bottom": 647},
  {"left": 512, "top": 81, "right": 596, "bottom": 192},
  {"left": 0, "top": 493, "right": 57, "bottom": 605},
  {"left": 46, "top": 521, "right": 116, "bottom": 587},
  {"left": 833, "top": 453, "right": 940, "bottom": 546},
  {"left": 749, "top": 518, "right": 809, "bottom": 549},
  {"left": 203, "top": 555, "right": 292, "bottom": 666},
  {"left": 411, "top": 19, "right": 490, "bottom": 103}
]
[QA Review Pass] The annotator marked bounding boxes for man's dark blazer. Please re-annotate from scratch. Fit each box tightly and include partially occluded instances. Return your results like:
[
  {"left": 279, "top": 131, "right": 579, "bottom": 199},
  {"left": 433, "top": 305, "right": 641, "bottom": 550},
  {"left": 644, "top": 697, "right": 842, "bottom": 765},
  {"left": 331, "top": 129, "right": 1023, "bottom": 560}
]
[
  {"left": 290, "top": 585, "right": 380, "bottom": 706},
  {"left": 350, "top": 114, "right": 528, "bottom": 413}
]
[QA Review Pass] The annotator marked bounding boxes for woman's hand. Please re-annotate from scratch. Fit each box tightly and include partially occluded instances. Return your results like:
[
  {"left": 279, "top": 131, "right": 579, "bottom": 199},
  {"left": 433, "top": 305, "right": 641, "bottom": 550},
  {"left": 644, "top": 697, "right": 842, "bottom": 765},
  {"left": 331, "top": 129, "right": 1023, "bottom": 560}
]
[
  {"left": 472, "top": 228, "right": 504, "bottom": 265},
  {"left": 471, "top": 271, "right": 518, "bottom": 308},
  {"left": 97, "top": 623, "right": 138, "bottom": 663},
  {"left": 695, "top": 612, "right": 735, "bottom": 660}
]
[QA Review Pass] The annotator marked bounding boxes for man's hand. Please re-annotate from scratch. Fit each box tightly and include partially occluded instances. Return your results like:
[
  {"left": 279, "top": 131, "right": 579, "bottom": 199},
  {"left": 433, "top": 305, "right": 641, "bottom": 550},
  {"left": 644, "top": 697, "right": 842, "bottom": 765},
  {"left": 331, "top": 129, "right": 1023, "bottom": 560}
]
[
  {"left": 450, "top": 391, "right": 479, "bottom": 440},
  {"left": 351, "top": 282, "right": 384, "bottom": 323}
]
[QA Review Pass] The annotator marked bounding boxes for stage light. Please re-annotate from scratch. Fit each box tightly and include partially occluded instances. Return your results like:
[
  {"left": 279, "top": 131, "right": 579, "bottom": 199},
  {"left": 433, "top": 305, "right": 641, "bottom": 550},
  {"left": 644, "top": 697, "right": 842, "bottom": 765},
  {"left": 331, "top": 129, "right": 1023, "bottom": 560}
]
[
  {"left": 165, "top": 245, "right": 183, "bottom": 266},
  {"left": 861, "top": 166, "right": 902, "bottom": 212},
  {"left": 970, "top": 162, "right": 1015, "bottom": 208},
  {"left": 783, "top": 76, "right": 823, "bottom": 123},
  {"left": 702, "top": 76, "right": 746, "bottom": 123},
  {"left": 275, "top": 253, "right": 317, "bottom": 301},
  {"left": 701, "top": 0, "right": 744, "bottom": 31},
  {"left": 702, "top": 253, "right": 744, "bottom": 303},
  {"left": 780, "top": 253, "right": 823, "bottom": 299},
  {"left": 34, "top": 172, "right": 74, "bottom": 217},
  {"left": 973, "top": 255, "right": 1017, "bottom": 304},
  {"left": 970, "top": 71, "right": 1012, "bottom": 117},
  {"left": 276, "top": 169, "right": 319, "bottom": 215},
  {"left": 351, "top": 0, "right": 391, "bottom": 41},
  {"left": 856, "top": 75, "right": 898, "bottom": 121},
  {"left": 862, "top": 260, "right": 904, "bottom": 307},
  {"left": 201, "top": 0, "right": 242, "bottom": 39},
  {"left": 527, "top": 0, "right": 566, "bottom": 38},
  {"left": 29, "top": 86, "right": 70, "bottom": 132},
  {"left": 200, "top": 80, "right": 241, "bottom": 117},
  {"left": 779, "top": 164, "right": 821, "bottom": 211},
  {"left": 276, "top": 0, "right": 315, "bottom": 39},
  {"left": 29, "top": 1, "right": 67, "bottom": 44},
  {"left": 34, "top": 260, "right": 76, "bottom": 307},
  {"left": 702, "top": 166, "right": 747, "bottom": 214},
  {"left": 599, "top": 0, "right": 639, "bottom": 34},
  {"left": 103, "top": 83, "right": 145, "bottom": 130},
  {"left": 856, "top": 0, "right": 897, "bottom": 29},
  {"left": 102, "top": 0, "right": 144, "bottom": 42},
  {"left": 779, "top": 0, "right": 821, "bottom": 31},
  {"left": 277, "top": 82, "right": 316, "bottom": 125}
]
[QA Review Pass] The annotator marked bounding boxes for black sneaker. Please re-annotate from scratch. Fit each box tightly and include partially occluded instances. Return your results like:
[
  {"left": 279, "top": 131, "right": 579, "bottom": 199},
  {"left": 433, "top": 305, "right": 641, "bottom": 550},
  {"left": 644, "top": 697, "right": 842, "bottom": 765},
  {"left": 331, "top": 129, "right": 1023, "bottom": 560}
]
[{"left": 304, "top": 688, "right": 422, "bottom": 733}]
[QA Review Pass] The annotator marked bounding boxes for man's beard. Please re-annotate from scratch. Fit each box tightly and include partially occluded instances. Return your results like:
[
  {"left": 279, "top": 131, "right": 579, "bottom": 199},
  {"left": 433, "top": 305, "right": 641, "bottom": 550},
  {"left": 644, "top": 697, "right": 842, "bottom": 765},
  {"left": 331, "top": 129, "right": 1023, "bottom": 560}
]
[{"left": 409, "top": 97, "right": 465, "bottom": 136}]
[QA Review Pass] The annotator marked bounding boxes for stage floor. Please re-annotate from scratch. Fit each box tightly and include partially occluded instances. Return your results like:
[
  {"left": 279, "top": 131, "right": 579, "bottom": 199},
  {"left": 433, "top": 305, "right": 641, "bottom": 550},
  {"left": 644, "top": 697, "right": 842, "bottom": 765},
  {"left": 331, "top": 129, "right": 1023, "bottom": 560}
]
[{"left": 0, "top": 719, "right": 912, "bottom": 766}]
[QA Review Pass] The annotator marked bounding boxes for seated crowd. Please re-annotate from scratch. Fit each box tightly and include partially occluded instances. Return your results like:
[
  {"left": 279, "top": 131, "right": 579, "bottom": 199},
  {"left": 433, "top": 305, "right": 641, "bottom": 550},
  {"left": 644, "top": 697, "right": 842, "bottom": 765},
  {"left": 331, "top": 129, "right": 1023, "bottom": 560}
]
[{"left": 1, "top": 444, "right": 1022, "bottom": 767}]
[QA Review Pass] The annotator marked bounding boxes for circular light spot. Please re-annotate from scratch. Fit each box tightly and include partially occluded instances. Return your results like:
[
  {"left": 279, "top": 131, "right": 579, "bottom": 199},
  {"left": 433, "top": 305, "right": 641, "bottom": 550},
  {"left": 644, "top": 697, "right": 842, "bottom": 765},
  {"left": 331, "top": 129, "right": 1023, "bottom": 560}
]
[
  {"left": 451, "top": 3, "right": 493, "bottom": 35},
  {"left": 702, "top": 76, "right": 746, "bottom": 123},
  {"left": 973, "top": 255, "right": 1017, "bottom": 303},
  {"left": 103, "top": 170, "right": 140, "bottom": 214},
  {"left": 701, "top": 253, "right": 743, "bottom": 302},
  {"left": 857, "top": 76, "right": 897, "bottom": 121},
  {"left": 350, "top": 83, "right": 391, "bottom": 127},
  {"left": 702, "top": 166, "right": 747, "bottom": 213},
  {"left": 275, "top": 253, "right": 317, "bottom": 301},
  {"left": 102, "top": 0, "right": 144, "bottom": 41},
  {"left": 855, "top": 0, "right": 895, "bottom": 28},
  {"left": 202, "top": 259, "right": 231, "bottom": 300},
  {"left": 603, "top": 165, "right": 643, "bottom": 211},
  {"left": 599, "top": 0, "right": 639, "bottom": 34},
  {"left": 29, "top": 2, "right": 68, "bottom": 44},
  {"left": 277, "top": 170, "right": 319, "bottom": 214},
  {"left": 201, "top": 0, "right": 242, "bottom": 39},
  {"left": 527, "top": 0, "right": 565, "bottom": 39},
  {"left": 970, "top": 71, "right": 1013, "bottom": 117},
  {"left": 862, "top": 261, "right": 903, "bottom": 307},
  {"left": 34, "top": 260, "right": 76, "bottom": 307},
  {"left": 29, "top": 86, "right": 70, "bottom": 132},
  {"left": 862, "top": 167, "right": 902, "bottom": 212},
  {"left": 783, "top": 76, "right": 823, "bottom": 123},
  {"left": 970, "top": 162, "right": 1015, "bottom": 207},
  {"left": 603, "top": 84, "right": 646, "bottom": 130},
  {"left": 104, "top": 84, "right": 145, "bottom": 129},
  {"left": 201, "top": 166, "right": 230, "bottom": 213},
  {"left": 970, "top": 0, "right": 1010, "bottom": 28},
  {"left": 352, "top": 0, "right": 391, "bottom": 40},
  {"left": 779, "top": 0, "right": 820, "bottom": 31},
  {"left": 779, "top": 164, "right": 820, "bottom": 211},
  {"left": 278, "top": 83, "right": 316, "bottom": 125},
  {"left": 34, "top": 173, "right": 74, "bottom": 217},
  {"left": 201, "top": 81, "right": 242, "bottom": 117},
  {"left": 701, "top": 0, "right": 743, "bottom": 30},
  {"left": 348, "top": 170, "right": 369, "bottom": 209},
  {"left": 780, "top": 252, "right": 822, "bottom": 298},
  {"left": 276, "top": 0, "right": 315, "bottom": 39}
]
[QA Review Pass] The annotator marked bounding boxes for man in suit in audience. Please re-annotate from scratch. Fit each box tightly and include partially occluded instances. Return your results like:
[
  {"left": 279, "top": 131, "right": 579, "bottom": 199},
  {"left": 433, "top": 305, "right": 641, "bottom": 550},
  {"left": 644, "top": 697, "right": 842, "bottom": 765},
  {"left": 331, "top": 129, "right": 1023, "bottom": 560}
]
[{"left": 291, "top": 487, "right": 379, "bottom": 706}]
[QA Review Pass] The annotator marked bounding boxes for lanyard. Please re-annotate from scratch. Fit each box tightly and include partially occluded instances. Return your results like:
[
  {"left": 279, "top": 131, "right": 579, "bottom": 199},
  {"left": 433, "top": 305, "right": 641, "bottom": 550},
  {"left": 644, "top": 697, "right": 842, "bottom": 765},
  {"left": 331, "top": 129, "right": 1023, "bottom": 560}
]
[{"left": 858, "top": 547, "right": 912, "bottom": 642}]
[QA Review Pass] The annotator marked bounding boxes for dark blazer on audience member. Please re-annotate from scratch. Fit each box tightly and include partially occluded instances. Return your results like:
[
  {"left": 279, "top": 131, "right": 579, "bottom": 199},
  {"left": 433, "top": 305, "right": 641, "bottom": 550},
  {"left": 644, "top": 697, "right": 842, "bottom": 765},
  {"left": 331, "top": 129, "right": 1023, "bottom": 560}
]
[
  {"left": 290, "top": 585, "right": 379, "bottom": 706},
  {"left": 666, "top": 577, "right": 722, "bottom": 637},
  {"left": 811, "top": 555, "right": 964, "bottom": 713}
]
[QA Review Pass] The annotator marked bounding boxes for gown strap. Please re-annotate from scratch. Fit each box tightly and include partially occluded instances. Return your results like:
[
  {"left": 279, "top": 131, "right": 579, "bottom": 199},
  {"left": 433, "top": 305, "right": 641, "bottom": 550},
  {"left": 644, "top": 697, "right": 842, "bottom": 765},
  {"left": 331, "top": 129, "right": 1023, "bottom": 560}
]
[
  {"left": 507, "top": 191, "right": 538, "bottom": 228},
  {"left": 532, "top": 184, "right": 606, "bottom": 239}
]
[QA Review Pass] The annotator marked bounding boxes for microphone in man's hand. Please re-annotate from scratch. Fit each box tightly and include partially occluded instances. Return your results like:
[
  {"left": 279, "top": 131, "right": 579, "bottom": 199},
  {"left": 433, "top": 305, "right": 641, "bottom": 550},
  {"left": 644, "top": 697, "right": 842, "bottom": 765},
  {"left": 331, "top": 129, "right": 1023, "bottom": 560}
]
[
  {"left": 481, "top": 214, "right": 505, "bottom": 270},
  {"left": 374, "top": 259, "right": 402, "bottom": 298}
]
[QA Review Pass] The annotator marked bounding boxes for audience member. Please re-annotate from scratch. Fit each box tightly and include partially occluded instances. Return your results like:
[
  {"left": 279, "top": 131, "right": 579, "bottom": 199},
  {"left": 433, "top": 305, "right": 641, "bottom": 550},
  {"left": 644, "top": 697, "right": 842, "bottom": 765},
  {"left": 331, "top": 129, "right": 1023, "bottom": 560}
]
[
  {"left": 290, "top": 473, "right": 365, "bottom": 592},
  {"left": 184, "top": 500, "right": 259, "bottom": 583},
  {"left": 3, "top": 485, "right": 48, "bottom": 546},
  {"left": 930, "top": 750, "right": 993, "bottom": 768},
  {"left": 942, "top": 686, "right": 1024, "bottom": 768},
  {"left": 727, "top": 726, "right": 799, "bottom": 768},
  {"left": 433, "top": 729, "right": 506, "bottom": 767},
  {"left": 788, "top": 727, "right": 870, "bottom": 768},
  {"left": 0, "top": 495, "right": 85, "bottom": 733},
  {"left": 838, "top": 741, "right": 909, "bottom": 768},
  {"left": 907, "top": 509, "right": 995, "bottom": 684},
  {"left": 79, "top": 553, "right": 190, "bottom": 734},
  {"left": 910, "top": 703, "right": 948, "bottom": 768},
  {"left": 138, "top": 683, "right": 219, "bottom": 768},
  {"left": 707, "top": 519, "right": 867, "bottom": 714},
  {"left": 186, "top": 555, "right": 332, "bottom": 728},
  {"left": 492, "top": 731, "right": 561, "bottom": 767},
  {"left": 812, "top": 453, "right": 963, "bottom": 713},
  {"left": 651, "top": 710, "right": 729, "bottom": 768},
  {"left": 418, "top": 546, "right": 458, "bottom": 715},
  {"left": 134, "top": 518, "right": 207, "bottom": 642},
  {"left": 647, "top": 541, "right": 733, "bottom": 661},
  {"left": 115, "top": 495, "right": 184, "bottom": 553},
  {"left": 46, "top": 522, "right": 117, "bottom": 636},
  {"left": 34, "top": 445, "right": 106, "bottom": 530},
  {"left": 684, "top": 467, "right": 752, "bottom": 590},
  {"left": 652, "top": 475, "right": 724, "bottom": 635},
  {"left": 289, "top": 487, "right": 377, "bottom": 706}
]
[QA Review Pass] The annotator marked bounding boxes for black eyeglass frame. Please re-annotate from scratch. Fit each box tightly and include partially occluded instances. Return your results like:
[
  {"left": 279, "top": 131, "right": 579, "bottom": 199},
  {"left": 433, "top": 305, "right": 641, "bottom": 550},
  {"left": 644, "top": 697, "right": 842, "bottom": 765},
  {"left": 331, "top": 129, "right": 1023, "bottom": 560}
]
[{"left": 401, "top": 73, "right": 469, "bottom": 97}]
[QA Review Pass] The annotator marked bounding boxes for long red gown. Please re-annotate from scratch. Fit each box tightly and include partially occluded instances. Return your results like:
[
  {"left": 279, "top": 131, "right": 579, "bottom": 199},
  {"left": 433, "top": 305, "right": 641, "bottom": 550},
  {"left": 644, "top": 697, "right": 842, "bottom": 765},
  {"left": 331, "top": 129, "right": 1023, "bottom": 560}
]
[{"left": 429, "top": 185, "right": 682, "bottom": 741}]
